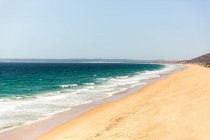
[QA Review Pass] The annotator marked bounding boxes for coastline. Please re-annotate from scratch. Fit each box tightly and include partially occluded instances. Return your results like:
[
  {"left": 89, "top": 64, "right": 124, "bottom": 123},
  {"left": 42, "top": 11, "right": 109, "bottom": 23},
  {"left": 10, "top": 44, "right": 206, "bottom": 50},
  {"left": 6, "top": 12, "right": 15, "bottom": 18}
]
[
  {"left": 37, "top": 64, "right": 210, "bottom": 140},
  {"left": 0, "top": 64, "right": 183, "bottom": 140}
]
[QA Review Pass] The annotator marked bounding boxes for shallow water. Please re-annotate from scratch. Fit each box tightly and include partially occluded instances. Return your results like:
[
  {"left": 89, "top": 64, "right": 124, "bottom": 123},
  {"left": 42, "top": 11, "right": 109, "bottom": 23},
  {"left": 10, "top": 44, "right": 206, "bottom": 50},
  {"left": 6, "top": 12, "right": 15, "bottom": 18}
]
[{"left": 0, "top": 63, "right": 179, "bottom": 131}]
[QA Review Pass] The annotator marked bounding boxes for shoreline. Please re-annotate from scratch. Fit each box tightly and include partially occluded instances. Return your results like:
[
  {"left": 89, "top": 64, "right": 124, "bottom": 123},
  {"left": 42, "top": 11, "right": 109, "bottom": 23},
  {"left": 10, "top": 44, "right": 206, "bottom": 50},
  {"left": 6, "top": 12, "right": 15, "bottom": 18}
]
[
  {"left": 38, "top": 64, "right": 210, "bottom": 140},
  {"left": 0, "top": 64, "right": 183, "bottom": 140}
]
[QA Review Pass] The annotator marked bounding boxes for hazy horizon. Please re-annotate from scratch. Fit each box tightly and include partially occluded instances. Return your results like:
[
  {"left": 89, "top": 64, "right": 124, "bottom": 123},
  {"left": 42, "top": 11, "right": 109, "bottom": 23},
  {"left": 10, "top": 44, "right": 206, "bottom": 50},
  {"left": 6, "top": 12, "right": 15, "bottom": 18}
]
[
  {"left": 1, "top": 0, "right": 210, "bottom": 60},
  {"left": 0, "top": 58, "right": 166, "bottom": 64}
]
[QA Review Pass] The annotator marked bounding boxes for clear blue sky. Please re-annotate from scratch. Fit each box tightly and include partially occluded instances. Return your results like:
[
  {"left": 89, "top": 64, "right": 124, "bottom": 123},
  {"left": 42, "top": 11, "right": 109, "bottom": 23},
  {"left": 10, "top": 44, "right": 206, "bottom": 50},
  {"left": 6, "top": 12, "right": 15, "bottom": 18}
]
[{"left": 0, "top": 0, "right": 210, "bottom": 60}]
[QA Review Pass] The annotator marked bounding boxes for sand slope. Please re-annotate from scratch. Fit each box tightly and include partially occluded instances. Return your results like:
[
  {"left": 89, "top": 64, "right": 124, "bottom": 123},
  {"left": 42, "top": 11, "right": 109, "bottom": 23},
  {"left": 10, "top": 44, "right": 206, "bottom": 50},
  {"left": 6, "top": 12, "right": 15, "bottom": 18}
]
[{"left": 38, "top": 65, "right": 210, "bottom": 140}]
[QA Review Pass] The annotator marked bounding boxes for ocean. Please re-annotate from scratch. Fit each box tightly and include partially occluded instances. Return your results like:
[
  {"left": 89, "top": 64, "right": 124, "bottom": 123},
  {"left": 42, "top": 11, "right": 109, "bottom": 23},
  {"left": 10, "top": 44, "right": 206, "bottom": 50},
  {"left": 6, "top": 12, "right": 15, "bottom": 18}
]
[{"left": 0, "top": 63, "right": 179, "bottom": 131}]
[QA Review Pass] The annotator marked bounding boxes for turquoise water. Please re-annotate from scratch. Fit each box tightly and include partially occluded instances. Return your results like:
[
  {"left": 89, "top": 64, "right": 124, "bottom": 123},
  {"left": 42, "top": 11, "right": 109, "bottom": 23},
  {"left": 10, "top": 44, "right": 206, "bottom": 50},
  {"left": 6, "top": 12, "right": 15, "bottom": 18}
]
[
  {"left": 0, "top": 63, "right": 176, "bottom": 131},
  {"left": 0, "top": 63, "right": 164, "bottom": 98}
]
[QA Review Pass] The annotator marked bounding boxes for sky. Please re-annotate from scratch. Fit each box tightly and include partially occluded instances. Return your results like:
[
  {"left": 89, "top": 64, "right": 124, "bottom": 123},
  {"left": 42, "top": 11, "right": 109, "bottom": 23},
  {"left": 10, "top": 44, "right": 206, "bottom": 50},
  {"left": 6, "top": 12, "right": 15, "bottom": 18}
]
[{"left": 0, "top": 0, "right": 210, "bottom": 60}]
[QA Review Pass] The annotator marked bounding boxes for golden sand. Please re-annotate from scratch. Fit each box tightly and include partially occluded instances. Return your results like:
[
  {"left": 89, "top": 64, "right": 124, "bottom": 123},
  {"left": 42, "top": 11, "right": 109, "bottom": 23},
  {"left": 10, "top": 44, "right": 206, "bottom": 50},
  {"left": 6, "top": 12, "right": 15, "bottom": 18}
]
[{"left": 38, "top": 65, "right": 210, "bottom": 140}]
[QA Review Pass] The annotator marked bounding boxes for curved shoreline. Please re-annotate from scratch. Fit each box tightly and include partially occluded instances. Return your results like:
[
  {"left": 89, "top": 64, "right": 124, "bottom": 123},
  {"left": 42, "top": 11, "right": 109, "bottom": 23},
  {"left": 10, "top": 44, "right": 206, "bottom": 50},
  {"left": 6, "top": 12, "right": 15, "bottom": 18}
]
[
  {"left": 0, "top": 64, "right": 183, "bottom": 140},
  {"left": 38, "top": 64, "right": 210, "bottom": 140},
  {"left": 0, "top": 63, "right": 169, "bottom": 132}
]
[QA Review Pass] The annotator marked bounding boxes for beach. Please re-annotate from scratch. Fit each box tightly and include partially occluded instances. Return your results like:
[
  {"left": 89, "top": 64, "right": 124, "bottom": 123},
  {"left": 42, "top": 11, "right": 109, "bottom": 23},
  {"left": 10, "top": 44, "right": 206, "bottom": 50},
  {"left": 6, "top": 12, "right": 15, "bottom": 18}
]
[
  {"left": 0, "top": 63, "right": 178, "bottom": 140},
  {"left": 1, "top": 0, "right": 209, "bottom": 139},
  {"left": 37, "top": 64, "right": 210, "bottom": 140}
]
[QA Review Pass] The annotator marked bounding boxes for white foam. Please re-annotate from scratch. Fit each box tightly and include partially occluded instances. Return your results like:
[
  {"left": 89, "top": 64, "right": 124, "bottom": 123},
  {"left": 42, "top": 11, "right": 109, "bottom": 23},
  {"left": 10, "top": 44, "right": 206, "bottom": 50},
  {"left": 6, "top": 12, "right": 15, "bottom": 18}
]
[
  {"left": 0, "top": 64, "right": 184, "bottom": 131},
  {"left": 85, "top": 83, "right": 95, "bottom": 86},
  {"left": 60, "top": 84, "right": 78, "bottom": 88}
]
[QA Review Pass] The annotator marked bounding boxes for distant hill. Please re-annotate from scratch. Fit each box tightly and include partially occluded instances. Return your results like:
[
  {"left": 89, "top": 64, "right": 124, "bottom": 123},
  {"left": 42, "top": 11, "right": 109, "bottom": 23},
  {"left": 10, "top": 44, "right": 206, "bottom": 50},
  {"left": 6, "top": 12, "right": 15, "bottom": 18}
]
[
  {"left": 184, "top": 53, "right": 210, "bottom": 67},
  {"left": 190, "top": 53, "right": 210, "bottom": 63}
]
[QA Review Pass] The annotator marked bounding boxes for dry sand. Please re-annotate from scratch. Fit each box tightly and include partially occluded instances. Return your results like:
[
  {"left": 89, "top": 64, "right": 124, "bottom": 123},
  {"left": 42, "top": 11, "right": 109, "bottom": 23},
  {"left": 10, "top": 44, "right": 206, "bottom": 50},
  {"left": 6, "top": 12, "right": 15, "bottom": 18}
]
[{"left": 38, "top": 65, "right": 210, "bottom": 140}]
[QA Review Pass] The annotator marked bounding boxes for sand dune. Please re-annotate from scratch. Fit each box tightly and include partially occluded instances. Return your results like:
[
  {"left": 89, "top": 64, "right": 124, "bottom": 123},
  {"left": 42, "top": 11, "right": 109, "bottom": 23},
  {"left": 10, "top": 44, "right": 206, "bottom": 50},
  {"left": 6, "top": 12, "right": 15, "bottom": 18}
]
[{"left": 38, "top": 65, "right": 210, "bottom": 140}]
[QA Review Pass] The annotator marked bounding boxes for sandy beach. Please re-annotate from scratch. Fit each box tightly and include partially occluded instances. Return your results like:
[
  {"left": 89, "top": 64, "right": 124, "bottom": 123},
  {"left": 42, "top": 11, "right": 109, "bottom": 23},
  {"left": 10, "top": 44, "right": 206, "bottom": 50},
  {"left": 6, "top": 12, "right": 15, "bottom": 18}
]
[
  {"left": 1, "top": 0, "right": 209, "bottom": 139},
  {"left": 37, "top": 64, "right": 210, "bottom": 140}
]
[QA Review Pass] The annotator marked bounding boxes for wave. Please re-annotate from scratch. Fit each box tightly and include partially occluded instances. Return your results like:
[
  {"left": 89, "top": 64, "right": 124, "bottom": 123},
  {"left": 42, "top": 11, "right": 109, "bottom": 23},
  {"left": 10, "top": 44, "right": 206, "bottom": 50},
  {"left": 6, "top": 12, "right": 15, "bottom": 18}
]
[
  {"left": 0, "top": 64, "right": 184, "bottom": 132},
  {"left": 85, "top": 83, "right": 95, "bottom": 86},
  {"left": 60, "top": 84, "right": 78, "bottom": 88}
]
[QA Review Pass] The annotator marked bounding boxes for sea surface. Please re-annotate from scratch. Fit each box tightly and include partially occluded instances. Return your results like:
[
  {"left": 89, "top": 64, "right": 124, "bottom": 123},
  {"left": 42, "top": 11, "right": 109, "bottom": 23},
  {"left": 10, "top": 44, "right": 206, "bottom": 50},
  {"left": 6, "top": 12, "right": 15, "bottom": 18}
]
[{"left": 0, "top": 63, "right": 179, "bottom": 131}]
